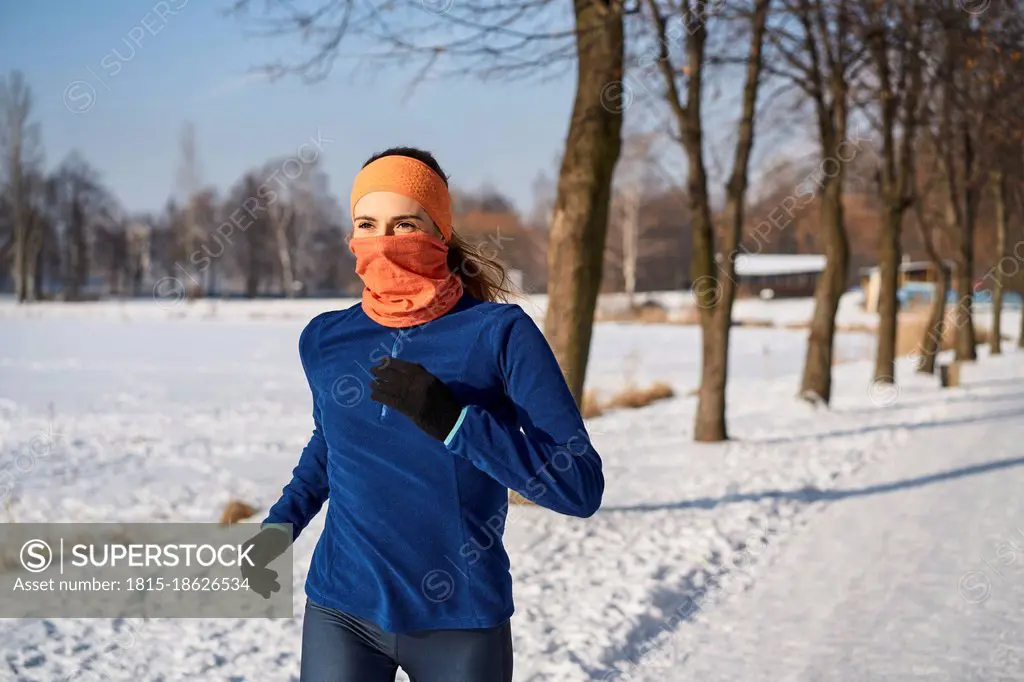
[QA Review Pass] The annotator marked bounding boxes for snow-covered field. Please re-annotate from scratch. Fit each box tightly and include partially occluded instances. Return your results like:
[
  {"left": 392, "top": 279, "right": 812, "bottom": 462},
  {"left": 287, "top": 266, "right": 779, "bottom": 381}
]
[{"left": 1, "top": 294, "right": 1022, "bottom": 681}]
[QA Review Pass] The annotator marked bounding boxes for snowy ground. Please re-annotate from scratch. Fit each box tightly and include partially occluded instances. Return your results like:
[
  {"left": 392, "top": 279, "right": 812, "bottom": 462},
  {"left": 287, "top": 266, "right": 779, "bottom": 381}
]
[
  {"left": 1, "top": 294, "right": 1023, "bottom": 681},
  {"left": 659, "top": 358, "right": 1024, "bottom": 682}
]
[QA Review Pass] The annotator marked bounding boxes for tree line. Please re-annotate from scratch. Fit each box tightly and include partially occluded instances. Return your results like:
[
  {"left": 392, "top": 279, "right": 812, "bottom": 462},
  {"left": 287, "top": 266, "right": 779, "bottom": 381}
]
[{"left": 2, "top": 0, "right": 1023, "bottom": 443}]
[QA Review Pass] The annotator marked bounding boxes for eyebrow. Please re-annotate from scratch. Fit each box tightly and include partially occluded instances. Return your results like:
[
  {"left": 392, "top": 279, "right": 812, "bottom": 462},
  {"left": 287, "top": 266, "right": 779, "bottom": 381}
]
[{"left": 353, "top": 214, "right": 424, "bottom": 223}]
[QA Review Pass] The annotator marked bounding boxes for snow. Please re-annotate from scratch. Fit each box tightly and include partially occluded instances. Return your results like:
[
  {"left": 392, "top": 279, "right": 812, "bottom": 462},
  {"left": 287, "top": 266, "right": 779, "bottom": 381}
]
[
  {"left": 655, "top": 357, "right": 1024, "bottom": 682},
  {"left": 733, "top": 253, "right": 827, "bottom": 276},
  {"left": 1, "top": 294, "right": 1023, "bottom": 681}
]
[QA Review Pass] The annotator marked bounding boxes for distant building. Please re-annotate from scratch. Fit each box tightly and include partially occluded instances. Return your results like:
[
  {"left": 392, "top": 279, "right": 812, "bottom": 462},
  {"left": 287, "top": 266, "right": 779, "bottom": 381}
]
[
  {"left": 859, "top": 257, "right": 957, "bottom": 313},
  {"left": 732, "top": 253, "right": 826, "bottom": 299}
]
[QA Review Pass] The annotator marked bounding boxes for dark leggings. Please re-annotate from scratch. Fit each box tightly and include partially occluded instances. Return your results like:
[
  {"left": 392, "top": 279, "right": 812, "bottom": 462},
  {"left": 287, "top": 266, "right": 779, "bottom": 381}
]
[{"left": 300, "top": 598, "right": 513, "bottom": 682}]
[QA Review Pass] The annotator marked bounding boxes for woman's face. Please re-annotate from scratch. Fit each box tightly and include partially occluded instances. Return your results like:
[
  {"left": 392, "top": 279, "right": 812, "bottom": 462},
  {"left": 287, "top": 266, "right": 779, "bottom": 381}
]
[{"left": 351, "top": 191, "right": 442, "bottom": 240}]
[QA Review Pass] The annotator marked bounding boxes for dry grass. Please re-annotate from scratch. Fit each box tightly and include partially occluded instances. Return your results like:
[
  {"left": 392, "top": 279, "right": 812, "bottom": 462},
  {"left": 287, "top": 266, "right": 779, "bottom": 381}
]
[
  {"left": 597, "top": 303, "right": 675, "bottom": 324},
  {"left": 673, "top": 306, "right": 702, "bottom": 325},
  {"left": 219, "top": 499, "right": 258, "bottom": 525},
  {"left": 895, "top": 309, "right": 1004, "bottom": 356},
  {"left": 785, "top": 320, "right": 876, "bottom": 334},
  {"left": 604, "top": 382, "right": 675, "bottom": 410},
  {"left": 597, "top": 306, "right": 786, "bottom": 328},
  {"left": 508, "top": 490, "right": 535, "bottom": 506},
  {"left": 837, "top": 322, "right": 876, "bottom": 334},
  {"left": 581, "top": 382, "right": 676, "bottom": 418},
  {"left": 581, "top": 389, "right": 605, "bottom": 419},
  {"left": 634, "top": 305, "right": 670, "bottom": 324},
  {"left": 896, "top": 312, "right": 943, "bottom": 356},
  {"left": 733, "top": 318, "right": 775, "bottom": 328}
]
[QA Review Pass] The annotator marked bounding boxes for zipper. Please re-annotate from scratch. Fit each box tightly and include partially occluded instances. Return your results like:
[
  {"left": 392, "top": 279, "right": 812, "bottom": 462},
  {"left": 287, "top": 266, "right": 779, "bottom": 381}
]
[{"left": 379, "top": 336, "right": 402, "bottom": 421}]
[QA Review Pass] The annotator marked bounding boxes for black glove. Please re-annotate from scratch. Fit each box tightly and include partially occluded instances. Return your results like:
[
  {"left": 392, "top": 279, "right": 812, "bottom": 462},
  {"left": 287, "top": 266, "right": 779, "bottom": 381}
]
[
  {"left": 239, "top": 526, "right": 291, "bottom": 599},
  {"left": 370, "top": 357, "right": 464, "bottom": 441}
]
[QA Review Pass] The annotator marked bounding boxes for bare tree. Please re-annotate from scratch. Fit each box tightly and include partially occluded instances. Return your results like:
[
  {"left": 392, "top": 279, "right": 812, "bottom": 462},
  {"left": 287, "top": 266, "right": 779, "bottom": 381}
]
[
  {"left": 542, "top": 3, "right": 625, "bottom": 401},
  {"left": 928, "top": 5, "right": 986, "bottom": 363},
  {"left": 269, "top": 199, "right": 297, "bottom": 297},
  {"left": 911, "top": 150, "right": 951, "bottom": 375},
  {"left": 643, "top": 0, "right": 771, "bottom": 439},
  {"left": 975, "top": 5, "right": 1024, "bottom": 355},
  {"left": 0, "top": 192, "right": 12, "bottom": 282},
  {"left": 125, "top": 220, "right": 152, "bottom": 296},
  {"left": 768, "top": 0, "right": 862, "bottom": 405},
  {"left": 854, "top": 0, "right": 925, "bottom": 384},
  {"left": 606, "top": 132, "right": 670, "bottom": 305},
  {"left": 51, "top": 153, "right": 118, "bottom": 300},
  {"left": 1015, "top": 182, "right": 1024, "bottom": 348},
  {"left": 922, "top": 3, "right": 1024, "bottom": 363},
  {"left": 175, "top": 121, "right": 204, "bottom": 300},
  {"left": 0, "top": 70, "right": 43, "bottom": 302},
  {"left": 289, "top": 165, "right": 336, "bottom": 296},
  {"left": 990, "top": 167, "right": 1008, "bottom": 354},
  {"left": 222, "top": 171, "right": 274, "bottom": 298},
  {"left": 247, "top": 156, "right": 329, "bottom": 297},
  {"left": 616, "top": 185, "right": 642, "bottom": 305},
  {"left": 21, "top": 170, "right": 51, "bottom": 301}
]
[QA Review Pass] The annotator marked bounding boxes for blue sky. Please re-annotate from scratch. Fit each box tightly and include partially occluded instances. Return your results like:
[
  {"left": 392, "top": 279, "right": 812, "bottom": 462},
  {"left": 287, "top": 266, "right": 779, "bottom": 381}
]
[{"left": 0, "top": 0, "right": 575, "bottom": 216}]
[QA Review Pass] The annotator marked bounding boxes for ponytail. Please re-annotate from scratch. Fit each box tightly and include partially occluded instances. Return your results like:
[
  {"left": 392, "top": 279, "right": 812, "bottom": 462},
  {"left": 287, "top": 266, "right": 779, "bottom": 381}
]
[{"left": 446, "top": 231, "right": 515, "bottom": 303}]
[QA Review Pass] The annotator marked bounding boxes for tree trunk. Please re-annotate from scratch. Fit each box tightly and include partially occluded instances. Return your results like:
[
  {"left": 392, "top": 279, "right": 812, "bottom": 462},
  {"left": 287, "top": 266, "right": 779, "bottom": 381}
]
[
  {"left": 1019, "top": 292, "right": 1024, "bottom": 349},
  {"left": 693, "top": 0, "right": 769, "bottom": 441},
  {"left": 920, "top": 265, "right": 949, "bottom": 374},
  {"left": 542, "top": 0, "right": 624, "bottom": 403},
  {"left": 954, "top": 122, "right": 977, "bottom": 362},
  {"left": 622, "top": 189, "right": 638, "bottom": 309},
  {"left": 245, "top": 269, "right": 259, "bottom": 298},
  {"left": 34, "top": 229, "right": 45, "bottom": 299},
  {"left": 12, "top": 168, "right": 26, "bottom": 302},
  {"left": 23, "top": 208, "right": 43, "bottom": 302},
  {"left": 801, "top": 172, "right": 849, "bottom": 404},
  {"left": 684, "top": 125, "right": 718, "bottom": 438},
  {"left": 274, "top": 205, "right": 297, "bottom": 298},
  {"left": 915, "top": 199, "right": 947, "bottom": 375},
  {"left": 794, "top": 0, "right": 852, "bottom": 406},
  {"left": 664, "top": 3, "right": 719, "bottom": 440},
  {"left": 990, "top": 168, "right": 1006, "bottom": 355},
  {"left": 869, "top": 10, "right": 899, "bottom": 386},
  {"left": 874, "top": 204, "right": 901, "bottom": 382},
  {"left": 13, "top": 221, "right": 26, "bottom": 302},
  {"left": 68, "top": 195, "right": 87, "bottom": 301},
  {"left": 871, "top": 4, "right": 921, "bottom": 383},
  {"left": 183, "top": 197, "right": 201, "bottom": 300}
]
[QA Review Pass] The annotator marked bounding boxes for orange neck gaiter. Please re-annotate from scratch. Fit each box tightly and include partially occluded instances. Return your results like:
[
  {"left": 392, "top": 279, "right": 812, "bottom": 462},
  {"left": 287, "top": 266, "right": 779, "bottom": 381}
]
[{"left": 348, "top": 232, "right": 463, "bottom": 328}]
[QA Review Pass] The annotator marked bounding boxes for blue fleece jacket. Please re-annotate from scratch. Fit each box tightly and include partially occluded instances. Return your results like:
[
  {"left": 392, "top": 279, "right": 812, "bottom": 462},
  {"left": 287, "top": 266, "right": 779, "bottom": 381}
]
[{"left": 263, "top": 293, "right": 604, "bottom": 633}]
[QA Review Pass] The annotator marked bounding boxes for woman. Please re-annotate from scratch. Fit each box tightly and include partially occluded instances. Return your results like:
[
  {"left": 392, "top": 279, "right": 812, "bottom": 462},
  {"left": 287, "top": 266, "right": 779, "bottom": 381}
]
[{"left": 243, "top": 147, "right": 604, "bottom": 682}]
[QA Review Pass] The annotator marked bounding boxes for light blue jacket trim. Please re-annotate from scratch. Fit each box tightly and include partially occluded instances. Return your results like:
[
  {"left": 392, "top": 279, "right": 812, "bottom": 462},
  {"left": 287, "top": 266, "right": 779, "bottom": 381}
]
[{"left": 443, "top": 406, "right": 470, "bottom": 447}]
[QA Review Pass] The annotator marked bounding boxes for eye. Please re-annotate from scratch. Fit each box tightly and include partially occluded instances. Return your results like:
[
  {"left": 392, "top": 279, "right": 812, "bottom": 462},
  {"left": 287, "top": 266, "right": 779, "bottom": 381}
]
[
  {"left": 356, "top": 221, "right": 374, "bottom": 230},
  {"left": 396, "top": 221, "right": 419, "bottom": 231}
]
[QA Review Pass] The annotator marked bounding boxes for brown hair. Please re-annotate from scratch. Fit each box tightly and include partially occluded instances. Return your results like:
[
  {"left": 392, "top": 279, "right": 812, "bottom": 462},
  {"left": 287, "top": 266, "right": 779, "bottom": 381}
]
[{"left": 362, "top": 147, "right": 514, "bottom": 303}]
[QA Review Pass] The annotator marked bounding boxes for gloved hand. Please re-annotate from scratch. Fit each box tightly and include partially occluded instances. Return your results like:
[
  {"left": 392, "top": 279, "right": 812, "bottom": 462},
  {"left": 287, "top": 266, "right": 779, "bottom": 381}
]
[
  {"left": 370, "top": 357, "right": 464, "bottom": 441},
  {"left": 239, "top": 526, "right": 291, "bottom": 599}
]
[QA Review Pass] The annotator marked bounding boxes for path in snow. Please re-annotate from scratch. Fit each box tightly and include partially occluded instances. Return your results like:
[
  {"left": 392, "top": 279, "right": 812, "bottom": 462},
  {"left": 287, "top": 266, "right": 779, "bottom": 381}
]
[{"left": 634, "top": 368, "right": 1024, "bottom": 681}]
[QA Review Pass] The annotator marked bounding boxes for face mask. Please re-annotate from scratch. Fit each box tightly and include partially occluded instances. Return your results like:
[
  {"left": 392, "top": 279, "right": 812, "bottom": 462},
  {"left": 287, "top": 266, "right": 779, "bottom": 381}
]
[{"left": 348, "top": 231, "right": 464, "bottom": 328}]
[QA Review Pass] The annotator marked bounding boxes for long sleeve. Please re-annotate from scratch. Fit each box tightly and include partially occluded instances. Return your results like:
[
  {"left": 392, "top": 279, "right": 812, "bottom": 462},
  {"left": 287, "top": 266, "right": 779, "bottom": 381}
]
[
  {"left": 262, "top": 317, "right": 331, "bottom": 541},
  {"left": 443, "top": 306, "right": 604, "bottom": 518}
]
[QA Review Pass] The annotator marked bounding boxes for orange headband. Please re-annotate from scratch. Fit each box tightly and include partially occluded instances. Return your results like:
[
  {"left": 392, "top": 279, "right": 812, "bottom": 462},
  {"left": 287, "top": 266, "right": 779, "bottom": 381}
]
[{"left": 350, "top": 155, "right": 453, "bottom": 241}]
